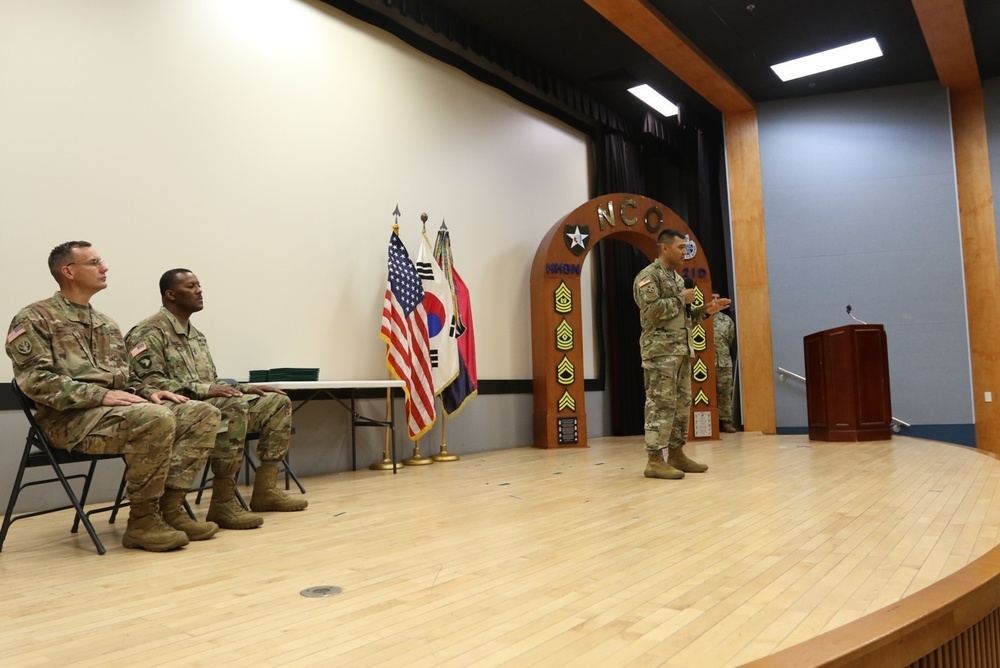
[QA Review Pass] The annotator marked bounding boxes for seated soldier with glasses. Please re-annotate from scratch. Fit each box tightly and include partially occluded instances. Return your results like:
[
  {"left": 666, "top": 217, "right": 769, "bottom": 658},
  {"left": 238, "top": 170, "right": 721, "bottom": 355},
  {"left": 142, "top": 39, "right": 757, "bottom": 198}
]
[{"left": 5, "top": 241, "right": 221, "bottom": 552}]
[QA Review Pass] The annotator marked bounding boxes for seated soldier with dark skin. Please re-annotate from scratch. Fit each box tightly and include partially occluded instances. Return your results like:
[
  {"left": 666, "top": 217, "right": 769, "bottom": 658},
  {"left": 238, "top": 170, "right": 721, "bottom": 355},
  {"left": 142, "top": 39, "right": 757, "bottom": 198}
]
[
  {"left": 125, "top": 269, "right": 307, "bottom": 531},
  {"left": 6, "top": 242, "right": 221, "bottom": 551}
]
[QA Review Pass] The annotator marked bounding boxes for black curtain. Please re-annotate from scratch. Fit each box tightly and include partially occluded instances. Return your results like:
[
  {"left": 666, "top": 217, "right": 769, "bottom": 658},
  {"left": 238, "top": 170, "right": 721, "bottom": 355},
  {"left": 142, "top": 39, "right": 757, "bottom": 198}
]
[
  {"left": 593, "top": 113, "right": 729, "bottom": 436},
  {"left": 592, "top": 129, "right": 648, "bottom": 435}
]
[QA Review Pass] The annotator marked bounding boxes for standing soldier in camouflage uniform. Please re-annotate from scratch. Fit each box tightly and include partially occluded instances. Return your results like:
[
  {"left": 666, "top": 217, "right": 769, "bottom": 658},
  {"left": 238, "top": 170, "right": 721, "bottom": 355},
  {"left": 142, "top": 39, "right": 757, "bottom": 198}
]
[
  {"left": 126, "top": 268, "right": 307, "bottom": 530},
  {"left": 712, "top": 293, "right": 737, "bottom": 433},
  {"left": 5, "top": 242, "right": 221, "bottom": 551},
  {"left": 633, "top": 230, "right": 731, "bottom": 479}
]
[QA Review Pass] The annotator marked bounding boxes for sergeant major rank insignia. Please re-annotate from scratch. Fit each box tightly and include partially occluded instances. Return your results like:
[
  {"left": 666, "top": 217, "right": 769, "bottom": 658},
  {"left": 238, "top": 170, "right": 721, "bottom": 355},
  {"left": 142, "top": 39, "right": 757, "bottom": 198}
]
[{"left": 564, "top": 224, "right": 589, "bottom": 256}]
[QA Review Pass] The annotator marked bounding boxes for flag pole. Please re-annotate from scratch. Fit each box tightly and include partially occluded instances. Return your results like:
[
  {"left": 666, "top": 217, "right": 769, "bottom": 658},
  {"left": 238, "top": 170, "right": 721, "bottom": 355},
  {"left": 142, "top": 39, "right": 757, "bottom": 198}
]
[
  {"left": 369, "top": 385, "right": 396, "bottom": 471},
  {"left": 373, "top": 212, "right": 403, "bottom": 471},
  {"left": 402, "top": 211, "right": 435, "bottom": 466},
  {"left": 431, "top": 414, "right": 459, "bottom": 461},
  {"left": 432, "top": 399, "right": 459, "bottom": 462}
]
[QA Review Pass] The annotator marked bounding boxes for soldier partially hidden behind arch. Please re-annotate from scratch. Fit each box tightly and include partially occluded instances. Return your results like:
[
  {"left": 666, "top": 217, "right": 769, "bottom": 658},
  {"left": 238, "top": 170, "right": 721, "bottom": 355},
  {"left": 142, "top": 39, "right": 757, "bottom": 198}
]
[
  {"left": 712, "top": 292, "right": 737, "bottom": 434},
  {"left": 633, "top": 229, "right": 731, "bottom": 479}
]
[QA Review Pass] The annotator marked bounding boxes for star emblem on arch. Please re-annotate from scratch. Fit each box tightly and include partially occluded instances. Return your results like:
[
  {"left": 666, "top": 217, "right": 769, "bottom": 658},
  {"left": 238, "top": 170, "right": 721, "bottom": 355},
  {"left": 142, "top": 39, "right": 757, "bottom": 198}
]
[{"left": 564, "top": 224, "right": 590, "bottom": 256}]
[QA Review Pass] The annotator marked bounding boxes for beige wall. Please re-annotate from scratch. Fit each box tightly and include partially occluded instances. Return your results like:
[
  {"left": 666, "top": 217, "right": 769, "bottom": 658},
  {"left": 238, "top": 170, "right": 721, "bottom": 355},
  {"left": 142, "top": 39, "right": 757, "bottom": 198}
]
[{"left": 0, "top": 0, "right": 591, "bottom": 383}]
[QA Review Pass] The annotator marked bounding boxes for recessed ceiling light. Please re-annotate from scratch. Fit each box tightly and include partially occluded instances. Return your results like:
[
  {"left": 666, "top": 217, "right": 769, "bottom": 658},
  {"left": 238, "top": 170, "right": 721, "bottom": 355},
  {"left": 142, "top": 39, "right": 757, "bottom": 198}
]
[
  {"left": 771, "top": 37, "right": 882, "bottom": 82},
  {"left": 627, "top": 84, "right": 678, "bottom": 117}
]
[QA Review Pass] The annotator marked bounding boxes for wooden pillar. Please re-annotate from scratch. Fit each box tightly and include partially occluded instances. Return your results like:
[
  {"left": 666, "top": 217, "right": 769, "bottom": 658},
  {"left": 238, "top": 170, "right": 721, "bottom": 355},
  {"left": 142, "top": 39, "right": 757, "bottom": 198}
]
[{"left": 724, "top": 110, "right": 776, "bottom": 434}]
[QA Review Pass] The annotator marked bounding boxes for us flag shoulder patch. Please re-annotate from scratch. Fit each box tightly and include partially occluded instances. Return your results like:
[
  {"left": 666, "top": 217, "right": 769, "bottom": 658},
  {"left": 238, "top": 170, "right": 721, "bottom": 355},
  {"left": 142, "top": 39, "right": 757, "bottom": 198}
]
[
  {"left": 6, "top": 324, "right": 26, "bottom": 343},
  {"left": 130, "top": 342, "right": 148, "bottom": 357},
  {"left": 637, "top": 277, "right": 652, "bottom": 288}
]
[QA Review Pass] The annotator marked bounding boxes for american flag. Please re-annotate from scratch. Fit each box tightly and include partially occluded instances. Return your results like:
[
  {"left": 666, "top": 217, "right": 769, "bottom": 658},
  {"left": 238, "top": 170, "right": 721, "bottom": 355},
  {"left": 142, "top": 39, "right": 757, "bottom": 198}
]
[{"left": 380, "top": 230, "right": 436, "bottom": 439}]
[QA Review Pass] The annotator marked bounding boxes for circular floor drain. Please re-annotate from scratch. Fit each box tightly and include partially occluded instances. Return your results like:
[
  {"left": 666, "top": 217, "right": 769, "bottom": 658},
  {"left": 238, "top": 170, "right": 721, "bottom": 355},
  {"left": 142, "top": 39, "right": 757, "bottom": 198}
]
[{"left": 300, "top": 585, "right": 343, "bottom": 598}]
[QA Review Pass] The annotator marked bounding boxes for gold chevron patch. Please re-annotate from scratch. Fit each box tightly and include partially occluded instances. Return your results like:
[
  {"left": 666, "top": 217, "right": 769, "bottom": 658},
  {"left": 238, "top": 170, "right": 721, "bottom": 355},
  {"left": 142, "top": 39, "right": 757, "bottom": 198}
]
[
  {"left": 692, "top": 358, "right": 709, "bottom": 382},
  {"left": 557, "top": 391, "right": 576, "bottom": 412},
  {"left": 556, "top": 319, "right": 574, "bottom": 351},
  {"left": 691, "top": 324, "right": 707, "bottom": 352},
  {"left": 693, "top": 285, "right": 705, "bottom": 308},
  {"left": 556, "top": 356, "right": 575, "bottom": 385},
  {"left": 554, "top": 282, "right": 573, "bottom": 314},
  {"left": 694, "top": 389, "right": 710, "bottom": 405}
]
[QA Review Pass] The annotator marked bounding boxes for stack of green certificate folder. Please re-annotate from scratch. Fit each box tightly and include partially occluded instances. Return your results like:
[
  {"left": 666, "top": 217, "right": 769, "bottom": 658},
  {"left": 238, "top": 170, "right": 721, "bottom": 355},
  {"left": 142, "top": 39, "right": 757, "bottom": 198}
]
[{"left": 248, "top": 368, "right": 319, "bottom": 382}]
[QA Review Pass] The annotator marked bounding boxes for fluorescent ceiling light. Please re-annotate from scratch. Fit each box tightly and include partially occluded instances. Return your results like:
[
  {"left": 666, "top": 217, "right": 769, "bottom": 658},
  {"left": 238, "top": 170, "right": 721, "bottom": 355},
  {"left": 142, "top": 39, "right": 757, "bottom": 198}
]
[
  {"left": 627, "top": 84, "right": 678, "bottom": 117},
  {"left": 771, "top": 37, "right": 882, "bottom": 82}
]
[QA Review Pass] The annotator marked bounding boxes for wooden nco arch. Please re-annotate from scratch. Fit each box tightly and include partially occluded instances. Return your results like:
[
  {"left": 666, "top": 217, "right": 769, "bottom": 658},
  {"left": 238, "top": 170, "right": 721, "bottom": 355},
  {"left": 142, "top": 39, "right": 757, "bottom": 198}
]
[{"left": 530, "top": 193, "right": 719, "bottom": 448}]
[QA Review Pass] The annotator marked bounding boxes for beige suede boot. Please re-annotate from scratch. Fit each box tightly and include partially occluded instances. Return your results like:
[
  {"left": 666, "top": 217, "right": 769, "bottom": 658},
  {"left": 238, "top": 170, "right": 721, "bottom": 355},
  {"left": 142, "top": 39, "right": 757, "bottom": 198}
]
[
  {"left": 667, "top": 445, "right": 709, "bottom": 473},
  {"left": 250, "top": 462, "right": 308, "bottom": 512},
  {"left": 206, "top": 477, "right": 263, "bottom": 529},
  {"left": 122, "top": 499, "right": 190, "bottom": 552},
  {"left": 160, "top": 488, "right": 219, "bottom": 541},
  {"left": 644, "top": 449, "right": 685, "bottom": 479}
]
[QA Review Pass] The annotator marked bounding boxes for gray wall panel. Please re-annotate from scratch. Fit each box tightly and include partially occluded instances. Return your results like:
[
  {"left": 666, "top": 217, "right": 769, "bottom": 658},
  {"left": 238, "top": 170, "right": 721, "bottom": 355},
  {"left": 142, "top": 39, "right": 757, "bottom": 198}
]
[{"left": 757, "top": 82, "right": 973, "bottom": 433}]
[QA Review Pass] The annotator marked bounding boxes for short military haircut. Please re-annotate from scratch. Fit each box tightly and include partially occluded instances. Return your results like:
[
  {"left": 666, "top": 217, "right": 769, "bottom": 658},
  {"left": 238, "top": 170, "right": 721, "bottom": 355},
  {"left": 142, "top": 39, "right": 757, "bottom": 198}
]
[
  {"left": 48, "top": 241, "right": 92, "bottom": 282},
  {"left": 657, "top": 229, "right": 686, "bottom": 245},
  {"left": 159, "top": 268, "right": 194, "bottom": 296}
]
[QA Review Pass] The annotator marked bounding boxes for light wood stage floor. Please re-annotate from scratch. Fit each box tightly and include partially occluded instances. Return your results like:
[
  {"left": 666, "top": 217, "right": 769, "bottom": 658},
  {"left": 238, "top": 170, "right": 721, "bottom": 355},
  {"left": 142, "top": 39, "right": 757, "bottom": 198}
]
[{"left": 2, "top": 432, "right": 999, "bottom": 667}]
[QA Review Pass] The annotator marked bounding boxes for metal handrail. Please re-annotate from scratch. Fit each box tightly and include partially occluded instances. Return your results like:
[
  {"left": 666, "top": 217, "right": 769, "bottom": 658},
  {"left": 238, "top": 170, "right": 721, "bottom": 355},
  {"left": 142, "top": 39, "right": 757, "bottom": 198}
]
[
  {"left": 777, "top": 367, "right": 805, "bottom": 383},
  {"left": 776, "top": 366, "right": 910, "bottom": 432}
]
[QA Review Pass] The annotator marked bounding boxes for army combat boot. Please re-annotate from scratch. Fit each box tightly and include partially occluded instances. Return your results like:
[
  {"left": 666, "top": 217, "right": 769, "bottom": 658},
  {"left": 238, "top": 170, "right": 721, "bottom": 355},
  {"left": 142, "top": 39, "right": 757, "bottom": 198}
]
[
  {"left": 122, "top": 499, "right": 190, "bottom": 552},
  {"left": 160, "top": 488, "right": 219, "bottom": 541},
  {"left": 720, "top": 421, "right": 737, "bottom": 433},
  {"left": 206, "top": 476, "right": 263, "bottom": 529},
  {"left": 250, "top": 462, "right": 308, "bottom": 512},
  {"left": 667, "top": 445, "right": 709, "bottom": 473},
  {"left": 644, "top": 449, "right": 685, "bottom": 479}
]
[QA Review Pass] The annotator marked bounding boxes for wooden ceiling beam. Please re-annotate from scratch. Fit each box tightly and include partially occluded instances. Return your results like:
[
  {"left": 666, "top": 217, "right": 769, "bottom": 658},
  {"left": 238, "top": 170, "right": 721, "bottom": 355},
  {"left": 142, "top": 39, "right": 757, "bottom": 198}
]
[
  {"left": 581, "top": 0, "right": 755, "bottom": 114},
  {"left": 911, "top": 0, "right": 980, "bottom": 91}
]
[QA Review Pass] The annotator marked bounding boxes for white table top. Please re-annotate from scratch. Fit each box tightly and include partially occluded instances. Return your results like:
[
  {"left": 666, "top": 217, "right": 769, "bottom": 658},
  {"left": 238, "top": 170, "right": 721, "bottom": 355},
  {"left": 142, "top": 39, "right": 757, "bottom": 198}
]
[{"left": 247, "top": 380, "right": 405, "bottom": 390}]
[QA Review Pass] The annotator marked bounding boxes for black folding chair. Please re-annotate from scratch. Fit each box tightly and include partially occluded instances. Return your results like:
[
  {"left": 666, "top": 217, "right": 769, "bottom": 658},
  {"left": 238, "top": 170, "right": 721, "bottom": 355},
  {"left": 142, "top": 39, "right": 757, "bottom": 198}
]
[
  {"left": 192, "top": 429, "right": 304, "bottom": 505},
  {"left": 191, "top": 451, "right": 248, "bottom": 509},
  {"left": 241, "top": 430, "right": 305, "bottom": 493},
  {"left": 1, "top": 380, "right": 128, "bottom": 555}
]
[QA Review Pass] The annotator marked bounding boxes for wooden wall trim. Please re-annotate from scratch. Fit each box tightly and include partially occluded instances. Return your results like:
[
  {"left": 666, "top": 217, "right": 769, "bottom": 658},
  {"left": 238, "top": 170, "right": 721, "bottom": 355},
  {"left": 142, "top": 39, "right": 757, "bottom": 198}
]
[
  {"left": 724, "top": 110, "right": 776, "bottom": 433},
  {"left": 741, "top": 536, "right": 1000, "bottom": 667}
]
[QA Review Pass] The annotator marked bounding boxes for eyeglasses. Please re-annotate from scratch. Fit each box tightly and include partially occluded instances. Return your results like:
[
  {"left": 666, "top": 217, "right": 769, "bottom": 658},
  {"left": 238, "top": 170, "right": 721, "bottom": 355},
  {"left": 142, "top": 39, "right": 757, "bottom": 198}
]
[{"left": 66, "top": 258, "right": 105, "bottom": 268}]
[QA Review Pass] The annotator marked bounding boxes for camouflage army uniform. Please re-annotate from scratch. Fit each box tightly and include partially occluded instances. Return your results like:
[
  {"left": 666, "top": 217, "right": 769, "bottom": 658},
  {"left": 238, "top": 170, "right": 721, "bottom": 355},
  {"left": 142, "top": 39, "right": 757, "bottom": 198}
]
[
  {"left": 713, "top": 311, "right": 736, "bottom": 424},
  {"left": 633, "top": 261, "right": 706, "bottom": 453},
  {"left": 125, "top": 307, "right": 292, "bottom": 480},
  {"left": 5, "top": 293, "right": 220, "bottom": 501}
]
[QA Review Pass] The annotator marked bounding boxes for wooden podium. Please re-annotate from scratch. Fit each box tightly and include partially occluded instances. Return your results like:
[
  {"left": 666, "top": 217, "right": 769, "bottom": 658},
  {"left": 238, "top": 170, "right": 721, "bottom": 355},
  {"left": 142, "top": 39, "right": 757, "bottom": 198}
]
[{"left": 803, "top": 324, "right": 892, "bottom": 441}]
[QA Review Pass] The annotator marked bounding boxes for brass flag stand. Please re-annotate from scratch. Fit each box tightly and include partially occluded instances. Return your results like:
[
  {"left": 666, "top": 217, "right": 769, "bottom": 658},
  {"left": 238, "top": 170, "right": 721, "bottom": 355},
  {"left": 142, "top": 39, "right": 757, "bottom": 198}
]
[
  {"left": 432, "top": 410, "right": 459, "bottom": 462},
  {"left": 403, "top": 437, "right": 433, "bottom": 466}
]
